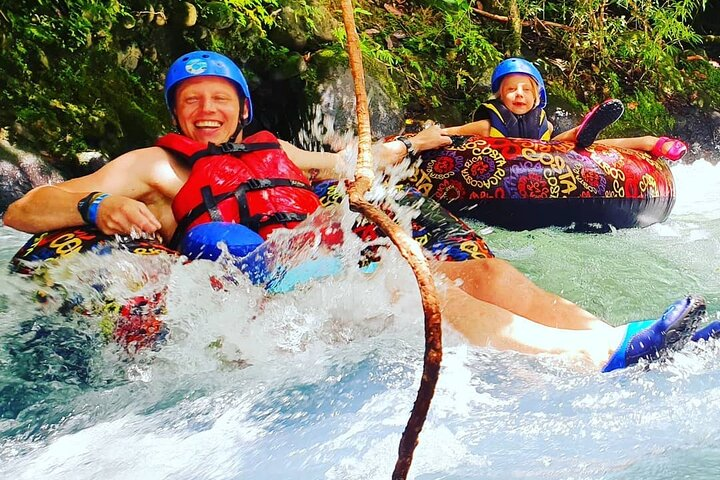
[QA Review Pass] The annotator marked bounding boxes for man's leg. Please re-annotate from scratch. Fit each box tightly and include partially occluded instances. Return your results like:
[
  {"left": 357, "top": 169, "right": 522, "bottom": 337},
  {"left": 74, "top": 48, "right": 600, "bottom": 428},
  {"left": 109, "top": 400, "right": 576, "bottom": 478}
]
[
  {"left": 441, "top": 284, "right": 623, "bottom": 367},
  {"left": 436, "top": 258, "right": 614, "bottom": 332},
  {"left": 441, "top": 286, "right": 705, "bottom": 372}
]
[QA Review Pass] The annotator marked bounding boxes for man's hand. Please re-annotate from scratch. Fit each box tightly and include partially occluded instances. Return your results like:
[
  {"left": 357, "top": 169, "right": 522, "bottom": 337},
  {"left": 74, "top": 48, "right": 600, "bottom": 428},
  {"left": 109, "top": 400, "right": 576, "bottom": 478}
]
[
  {"left": 408, "top": 124, "right": 452, "bottom": 153},
  {"left": 95, "top": 195, "right": 163, "bottom": 237}
]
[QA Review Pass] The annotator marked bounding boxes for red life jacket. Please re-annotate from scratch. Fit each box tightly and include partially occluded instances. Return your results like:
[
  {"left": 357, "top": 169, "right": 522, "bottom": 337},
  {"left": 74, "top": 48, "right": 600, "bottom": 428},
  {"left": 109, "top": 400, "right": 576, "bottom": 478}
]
[{"left": 157, "top": 131, "right": 321, "bottom": 249}]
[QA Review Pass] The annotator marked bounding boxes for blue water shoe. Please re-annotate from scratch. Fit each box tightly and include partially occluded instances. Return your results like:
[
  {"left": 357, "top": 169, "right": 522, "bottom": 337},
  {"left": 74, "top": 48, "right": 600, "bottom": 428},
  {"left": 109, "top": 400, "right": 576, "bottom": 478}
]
[
  {"left": 691, "top": 321, "right": 720, "bottom": 342},
  {"left": 603, "top": 295, "right": 706, "bottom": 372}
]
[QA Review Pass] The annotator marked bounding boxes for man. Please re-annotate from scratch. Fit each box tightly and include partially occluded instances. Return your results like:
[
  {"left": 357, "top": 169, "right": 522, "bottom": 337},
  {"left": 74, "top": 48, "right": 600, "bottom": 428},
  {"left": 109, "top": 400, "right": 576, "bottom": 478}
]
[{"left": 4, "top": 51, "right": 709, "bottom": 372}]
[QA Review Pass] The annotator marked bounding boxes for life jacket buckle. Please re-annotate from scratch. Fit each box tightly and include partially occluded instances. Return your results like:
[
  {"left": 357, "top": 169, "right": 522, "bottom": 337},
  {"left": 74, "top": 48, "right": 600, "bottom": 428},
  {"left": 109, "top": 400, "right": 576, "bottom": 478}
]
[
  {"left": 245, "top": 178, "right": 274, "bottom": 190},
  {"left": 273, "top": 212, "right": 302, "bottom": 224},
  {"left": 219, "top": 142, "right": 248, "bottom": 154}
]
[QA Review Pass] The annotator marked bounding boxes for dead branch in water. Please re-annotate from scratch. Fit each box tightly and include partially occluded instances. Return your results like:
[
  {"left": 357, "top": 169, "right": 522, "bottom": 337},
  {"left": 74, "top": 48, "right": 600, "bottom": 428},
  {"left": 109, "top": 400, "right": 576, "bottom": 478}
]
[{"left": 339, "top": 1, "right": 444, "bottom": 479}]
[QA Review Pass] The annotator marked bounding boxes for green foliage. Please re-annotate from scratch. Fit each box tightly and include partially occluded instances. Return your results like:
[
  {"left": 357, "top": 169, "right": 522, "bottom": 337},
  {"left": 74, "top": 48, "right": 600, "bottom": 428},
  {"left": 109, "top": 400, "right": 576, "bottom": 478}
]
[
  {"left": 292, "top": 0, "right": 319, "bottom": 33},
  {"left": 0, "top": 0, "right": 285, "bottom": 172},
  {"left": 606, "top": 89, "right": 675, "bottom": 137},
  {"left": 552, "top": 0, "right": 706, "bottom": 99},
  {"left": 546, "top": 83, "right": 586, "bottom": 112},
  {"left": 679, "top": 58, "right": 720, "bottom": 109},
  {"left": 0, "top": 0, "right": 716, "bottom": 172},
  {"left": 225, "top": 0, "right": 279, "bottom": 30},
  {"left": 421, "top": 0, "right": 471, "bottom": 13},
  {"left": 348, "top": 4, "right": 501, "bottom": 122}
]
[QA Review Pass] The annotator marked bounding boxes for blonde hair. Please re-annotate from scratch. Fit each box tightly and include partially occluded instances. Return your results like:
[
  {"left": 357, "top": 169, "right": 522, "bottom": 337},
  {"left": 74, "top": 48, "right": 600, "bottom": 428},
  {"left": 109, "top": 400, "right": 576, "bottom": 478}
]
[{"left": 495, "top": 74, "right": 541, "bottom": 108}]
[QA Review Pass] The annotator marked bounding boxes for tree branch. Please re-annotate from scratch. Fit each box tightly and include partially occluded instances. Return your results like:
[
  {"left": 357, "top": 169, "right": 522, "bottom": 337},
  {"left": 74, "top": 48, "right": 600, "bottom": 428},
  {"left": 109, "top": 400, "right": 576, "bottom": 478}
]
[
  {"left": 701, "top": 34, "right": 720, "bottom": 44},
  {"left": 339, "top": 2, "right": 444, "bottom": 479},
  {"left": 470, "top": 6, "right": 574, "bottom": 32}
]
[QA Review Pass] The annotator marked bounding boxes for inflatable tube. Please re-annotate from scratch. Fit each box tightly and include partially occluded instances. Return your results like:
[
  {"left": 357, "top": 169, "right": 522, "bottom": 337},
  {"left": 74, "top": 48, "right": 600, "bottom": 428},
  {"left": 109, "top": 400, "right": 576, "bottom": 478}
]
[
  {"left": 10, "top": 227, "right": 177, "bottom": 352},
  {"left": 409, "top": 136, "right": 675, "bottom": 231},
  {"left": 10, "top": 227, "right": 177, "bottom": 275},
  {"left": 9, "top": 223, "right": 346, "bottom": 347},
  {"left": 9, "top": 179, "right": 495, "bottom": 350},
  {"left": 312, "top": 180, "right": 494, "bottom": 261},
  {"left": 179, "top": 222, "right": 269, "bottom": 285}
]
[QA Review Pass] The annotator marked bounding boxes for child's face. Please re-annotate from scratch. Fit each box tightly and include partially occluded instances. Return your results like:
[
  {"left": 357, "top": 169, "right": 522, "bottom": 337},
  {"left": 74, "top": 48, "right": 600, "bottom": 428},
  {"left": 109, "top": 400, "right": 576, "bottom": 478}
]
[{"left": 499, "top": 74, "right": 538, "bottom": 115}]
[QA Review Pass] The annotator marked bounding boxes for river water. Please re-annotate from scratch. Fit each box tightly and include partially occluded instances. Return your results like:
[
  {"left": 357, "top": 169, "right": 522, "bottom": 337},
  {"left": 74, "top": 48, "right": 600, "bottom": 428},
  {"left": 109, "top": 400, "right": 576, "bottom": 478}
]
[{"left": 1, "top": 160, "right": 719, "bottom": 479}]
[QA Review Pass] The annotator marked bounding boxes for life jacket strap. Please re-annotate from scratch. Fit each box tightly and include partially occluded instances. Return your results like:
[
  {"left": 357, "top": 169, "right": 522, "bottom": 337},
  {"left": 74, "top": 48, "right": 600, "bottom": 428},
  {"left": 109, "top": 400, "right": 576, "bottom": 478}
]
[
  {"left": 170, "top": 178, "right": 315, "bottom": 250},
  {"left": 244, "top": 212, "right": 308, "bottom": 233},
  {"left": 186, "top": 142, "right": 281, "bottom": 166},
  {"left": 201, "top": 186, "right": 224, "bottom": 222},
  {"left": 233, "top": 178, "right": 312, "bottom": 222}
]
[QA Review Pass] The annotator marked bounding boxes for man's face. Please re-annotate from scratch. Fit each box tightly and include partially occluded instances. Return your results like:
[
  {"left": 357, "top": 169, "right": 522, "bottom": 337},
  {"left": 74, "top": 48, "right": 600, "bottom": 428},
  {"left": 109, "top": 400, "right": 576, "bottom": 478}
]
[{"left": 174, "top": 76, "right": 246, "bottom": 144}]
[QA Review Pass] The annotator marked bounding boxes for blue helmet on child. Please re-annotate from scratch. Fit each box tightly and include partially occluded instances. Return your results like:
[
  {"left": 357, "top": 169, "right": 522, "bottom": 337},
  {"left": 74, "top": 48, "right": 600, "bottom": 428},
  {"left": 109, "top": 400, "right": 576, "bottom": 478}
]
[
  {"left": 164, "top": 50, "right": 253, "bottom": 125},
  {"left": 491, "top": 58, "right": 547, "bottom": 109}
]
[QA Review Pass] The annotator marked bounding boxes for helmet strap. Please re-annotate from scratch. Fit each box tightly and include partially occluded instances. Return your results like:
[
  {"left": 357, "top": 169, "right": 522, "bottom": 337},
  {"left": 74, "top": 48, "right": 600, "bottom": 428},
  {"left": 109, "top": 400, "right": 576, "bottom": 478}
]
[
  {"left": 230, "top": 98, "right": 249, "bottom": 141},
  {"left": 231, "top": 122, "right": 243, "bottom": 142}
]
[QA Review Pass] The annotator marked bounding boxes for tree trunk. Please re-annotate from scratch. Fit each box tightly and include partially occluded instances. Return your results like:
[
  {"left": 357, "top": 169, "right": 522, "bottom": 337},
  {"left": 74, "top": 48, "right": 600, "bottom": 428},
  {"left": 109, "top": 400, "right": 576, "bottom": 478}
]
[{"left": 507, "top": 0, "right": 522, "bottom": 56}]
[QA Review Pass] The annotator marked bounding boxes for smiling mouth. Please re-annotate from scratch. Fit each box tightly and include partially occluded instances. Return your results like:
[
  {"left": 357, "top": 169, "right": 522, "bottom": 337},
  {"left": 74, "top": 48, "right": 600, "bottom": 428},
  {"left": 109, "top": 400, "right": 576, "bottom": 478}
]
[{"left": 195, "top": 121, "right": 222, "bottom": 128}]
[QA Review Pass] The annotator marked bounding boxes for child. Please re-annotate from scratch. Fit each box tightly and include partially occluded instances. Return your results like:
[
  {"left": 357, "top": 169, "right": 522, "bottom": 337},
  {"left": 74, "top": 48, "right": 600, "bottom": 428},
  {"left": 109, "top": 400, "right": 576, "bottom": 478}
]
[{"left": 442, "top": 58, "right": 688, "bottom": 161}]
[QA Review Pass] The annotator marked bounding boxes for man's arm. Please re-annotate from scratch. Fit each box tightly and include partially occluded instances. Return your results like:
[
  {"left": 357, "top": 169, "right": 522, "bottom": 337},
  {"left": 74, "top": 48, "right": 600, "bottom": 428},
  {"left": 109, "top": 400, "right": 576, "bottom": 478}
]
[
  {"left": 441, "top": 120, "right": 491, "bottom": 136},
  {"left": 279, "top": 140, "right": 342, "bottom": 181},
  {"left": 281, "top": 125, "right": 452, "bottom": 180},
  {"left": 4, "top": 147, "right": 165, "bottom": 235}
]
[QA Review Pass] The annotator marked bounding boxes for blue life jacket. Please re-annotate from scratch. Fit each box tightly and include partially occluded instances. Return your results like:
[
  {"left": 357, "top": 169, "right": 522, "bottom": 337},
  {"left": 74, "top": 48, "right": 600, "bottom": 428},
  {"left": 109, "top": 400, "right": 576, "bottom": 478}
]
[{"left": 483, "top": 99, "right": 551, "bottom": 140}]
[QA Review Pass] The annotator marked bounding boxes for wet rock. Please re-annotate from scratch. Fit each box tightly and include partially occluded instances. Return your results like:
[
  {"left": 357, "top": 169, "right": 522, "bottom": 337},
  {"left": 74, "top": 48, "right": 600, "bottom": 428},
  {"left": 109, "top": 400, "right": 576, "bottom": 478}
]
[
  {"left": 182, "top": 2, "right": 198, "bottom": 27},
  {"left": 668, "top": 105, "right": 720, "bottom": 164},
  {"left": 269, "top": 1, "right": 338, "bottom": 51},
  {"left": 0, "top": 139, "right": 65, "bottom": 214},
  {"left": 76, "top": 151, "right": 110, "bottom": 175},
  {"left": 118, "top": 44, "right": 142, "bottom": 71},
  {"left": 272, "top": 53, "right": 308, "bottom": 80},
  {"left": 269, "top": 5, "right": 308, "bottom": 51},
  {"left": 316, "top": 68, "right": 404, "bottom": 141},
  {"left": 547, "top": 107, "right": 578, "bottom": 137}
]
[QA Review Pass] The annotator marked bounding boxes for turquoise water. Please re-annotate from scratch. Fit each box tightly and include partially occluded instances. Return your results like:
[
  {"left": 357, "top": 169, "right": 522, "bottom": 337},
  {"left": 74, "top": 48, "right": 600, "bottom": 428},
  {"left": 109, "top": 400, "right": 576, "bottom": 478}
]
[{"left": 1, "top": 160, "right": 720, "bottom": 479}]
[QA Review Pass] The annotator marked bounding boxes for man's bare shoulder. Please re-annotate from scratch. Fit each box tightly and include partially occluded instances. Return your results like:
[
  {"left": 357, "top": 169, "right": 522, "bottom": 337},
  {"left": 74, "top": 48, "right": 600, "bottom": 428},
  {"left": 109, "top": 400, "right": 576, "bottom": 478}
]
[
  {"left": 112, "top": 145, "right": 175, "bottom": 166},
  {"left": 110, "top": 146, "right": 186, "bottom": 178}
]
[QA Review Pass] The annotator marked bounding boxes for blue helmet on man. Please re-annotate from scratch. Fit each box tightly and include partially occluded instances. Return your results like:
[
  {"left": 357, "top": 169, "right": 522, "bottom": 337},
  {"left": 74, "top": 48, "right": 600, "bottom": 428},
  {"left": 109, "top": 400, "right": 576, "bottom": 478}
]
[
  {"left": 164, "top": 50, "right": 253, "bottom": 125},
  {"left": 491, "top": 58, "right": 547, "bottom": 109}
]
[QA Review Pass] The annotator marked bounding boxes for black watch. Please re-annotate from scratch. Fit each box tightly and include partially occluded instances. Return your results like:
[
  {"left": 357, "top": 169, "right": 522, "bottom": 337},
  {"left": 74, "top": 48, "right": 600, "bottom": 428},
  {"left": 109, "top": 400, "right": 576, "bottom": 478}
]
[{"left": 396, "top": 136, "right": 417, "bottom": 157}]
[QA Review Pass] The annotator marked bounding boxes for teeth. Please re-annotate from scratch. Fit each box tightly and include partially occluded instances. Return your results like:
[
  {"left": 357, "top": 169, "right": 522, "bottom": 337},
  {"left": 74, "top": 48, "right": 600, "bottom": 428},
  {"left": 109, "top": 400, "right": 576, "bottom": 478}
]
[{"left": 195, "top": 121, "right": 221, "bottom": 128}]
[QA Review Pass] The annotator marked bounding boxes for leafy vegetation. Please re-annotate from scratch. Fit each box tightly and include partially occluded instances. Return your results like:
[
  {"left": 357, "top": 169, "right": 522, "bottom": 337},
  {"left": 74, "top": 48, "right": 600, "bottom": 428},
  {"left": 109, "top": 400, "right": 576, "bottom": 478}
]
[
  {"left": 348, "top": 0, "right": 718, "bottom": 133},
  {"left": 0, "top": 0, "right": 283, "bottom": 172},
  {"left": 0, "top": 0, "right": 718, "bottom": 171}
]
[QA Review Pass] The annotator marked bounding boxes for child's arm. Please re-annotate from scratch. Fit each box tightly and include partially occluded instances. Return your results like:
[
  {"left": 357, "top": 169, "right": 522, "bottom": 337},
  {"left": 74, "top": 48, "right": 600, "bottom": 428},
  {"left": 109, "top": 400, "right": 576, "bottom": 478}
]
[{"left": 442, "top": 120, "right": 491, "bottom": 136}]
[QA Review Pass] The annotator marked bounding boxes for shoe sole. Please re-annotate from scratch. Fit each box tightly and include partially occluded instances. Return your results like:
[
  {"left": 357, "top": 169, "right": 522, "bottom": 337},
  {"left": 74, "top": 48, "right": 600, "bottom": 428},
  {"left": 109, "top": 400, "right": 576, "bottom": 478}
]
[
  {"left": 659, "top": 295, "right": 706, "bottom": 357},
  {"left": 576, "top": 100, "right": 624, "bottom": 148}
]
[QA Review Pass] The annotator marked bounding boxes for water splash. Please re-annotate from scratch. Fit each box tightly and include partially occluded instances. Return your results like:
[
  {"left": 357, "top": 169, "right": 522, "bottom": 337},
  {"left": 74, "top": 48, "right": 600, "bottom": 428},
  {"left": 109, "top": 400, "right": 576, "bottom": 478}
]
[{"left": 0, "top": 160, "right": 720, "bottom": 479}]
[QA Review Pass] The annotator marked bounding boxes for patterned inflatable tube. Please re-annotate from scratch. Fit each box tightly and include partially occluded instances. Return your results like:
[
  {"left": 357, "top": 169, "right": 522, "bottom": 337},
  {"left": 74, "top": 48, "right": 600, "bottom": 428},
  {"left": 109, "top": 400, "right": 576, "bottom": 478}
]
[
  {"left": 10, "top": 181, "right": 494, "bottom": 274},
  {"left": 410, "top": 136, "right": 675, "bottom": 231},
  {"left": 9, "top": 181, "right": 494, "bottom": 351}
]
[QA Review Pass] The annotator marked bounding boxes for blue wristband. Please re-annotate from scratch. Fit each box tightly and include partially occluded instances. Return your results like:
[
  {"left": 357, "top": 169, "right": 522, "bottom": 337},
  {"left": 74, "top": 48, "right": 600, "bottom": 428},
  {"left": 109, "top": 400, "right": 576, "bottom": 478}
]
[{"left": 87, "top": 193, "right": 110, "bottom": 225}]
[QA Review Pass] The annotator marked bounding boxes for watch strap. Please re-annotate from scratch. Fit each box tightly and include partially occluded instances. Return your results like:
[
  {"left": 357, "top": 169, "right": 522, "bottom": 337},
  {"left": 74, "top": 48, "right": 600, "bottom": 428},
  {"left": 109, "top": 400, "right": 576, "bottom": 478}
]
[{"left": 396, "top": 136, "right": 417, "bottom": 157}]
